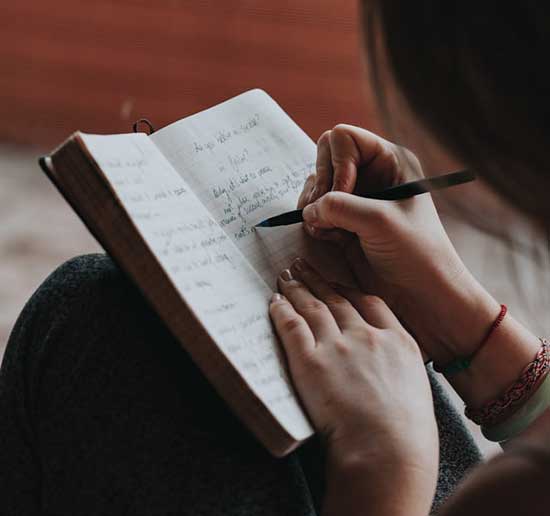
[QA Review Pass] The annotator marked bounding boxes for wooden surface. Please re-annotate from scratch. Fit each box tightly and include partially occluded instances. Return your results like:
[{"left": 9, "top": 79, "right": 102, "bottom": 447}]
[{"left": 2, "top": 0, "right": 372, "bottom": 147}]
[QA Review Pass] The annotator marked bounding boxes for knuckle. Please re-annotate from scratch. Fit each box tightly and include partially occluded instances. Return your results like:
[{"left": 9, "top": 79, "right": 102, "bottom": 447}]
[
  {"left": 351, "top": 325, "right": 378, "bottom": 346},
  {"left": 399, "top": 333, "right": 418, "bottom": 353},
  {"left": 305, "top": 173, "right": 316, "bottom": 185},
  {"left": 332, "top": 337, "right": 351, "bottom": 355},
  {"left": 378, "top": 143, "right": 403, "bottom": 177},
  {"left": 324, "top": 293, "right": 349, "bottom": 308},
  {"left": 387, "top": 146, "right": 401, "bottom": 170},
  {"left": 361, "top": 294, "right": 386, "bottom": 310},
  {"left": 320, "top": 191, "right": 345, "bottom": 218},
  {"left": 317, "top": 130, "right": 331, "bottom": 145},
  {"left": 332, "top": 172, "right": 355, "bottom": 192},
  {"left": 280, "top": 315, "right": 305, "bottom": 335},
  {"left": 403, "top": 148, "right": 421, "bottom": 169},
  {"left": 269, "top": 301, "right": 288, "bottom": 318},
  {"left": 386, "top": 145, "right": 423, "bottom": 182},
  {"left": 394, "top": 145, "right": 421, "bottom": 172},
  {"left": 299, "top": 298, "right": 327, "bottom": 315},
  {"left": 315, "top": 162, "right": 332, "bottom": 178},
  {"left": 303, "top": 352, "right": 327, "bottom": 372}
]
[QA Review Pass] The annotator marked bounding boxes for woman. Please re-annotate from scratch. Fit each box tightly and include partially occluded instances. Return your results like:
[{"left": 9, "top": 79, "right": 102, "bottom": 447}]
[{"left": 2, "top": 1, "right": 549, "bottom": 514}]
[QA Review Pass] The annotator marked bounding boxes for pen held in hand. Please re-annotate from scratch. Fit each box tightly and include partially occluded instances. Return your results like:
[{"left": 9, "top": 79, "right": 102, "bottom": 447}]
[{"left": 255, "top": 169, "right": 476, "bottom": 228}]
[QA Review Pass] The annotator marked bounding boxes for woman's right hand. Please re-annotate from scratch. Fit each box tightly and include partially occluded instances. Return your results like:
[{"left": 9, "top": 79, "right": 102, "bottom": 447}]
[{"left": 299, "top": 124, "right": 500, "bottom": 364}]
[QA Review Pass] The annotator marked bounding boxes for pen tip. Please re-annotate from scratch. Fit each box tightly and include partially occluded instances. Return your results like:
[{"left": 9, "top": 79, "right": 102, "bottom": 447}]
[{"left": 255, "top": 220, "right": 269, "bottom": 228}]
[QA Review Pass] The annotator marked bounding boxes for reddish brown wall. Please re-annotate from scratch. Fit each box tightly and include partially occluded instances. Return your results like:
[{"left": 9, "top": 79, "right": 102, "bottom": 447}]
[{"left": 2, "top": 0, "right": 375, "bottom": 147}]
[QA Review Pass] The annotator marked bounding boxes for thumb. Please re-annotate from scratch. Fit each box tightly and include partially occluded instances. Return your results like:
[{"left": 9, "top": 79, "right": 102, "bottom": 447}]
[{"left": 303, "top": 191, "right": 391, "bottom": 234}]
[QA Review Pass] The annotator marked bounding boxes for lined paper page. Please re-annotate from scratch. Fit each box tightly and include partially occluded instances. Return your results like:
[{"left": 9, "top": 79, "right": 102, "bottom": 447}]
[
  {"left": 80, "top": 132, "right": 313, "bottom": 440},
  {"left": 152, "top": 89, "right": 354, "bottom": 289}
]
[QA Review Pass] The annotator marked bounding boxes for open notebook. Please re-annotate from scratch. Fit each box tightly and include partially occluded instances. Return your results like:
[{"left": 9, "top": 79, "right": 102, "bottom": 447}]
[{"left": 42, "top": 89, "right": 354, "bottom": 456}]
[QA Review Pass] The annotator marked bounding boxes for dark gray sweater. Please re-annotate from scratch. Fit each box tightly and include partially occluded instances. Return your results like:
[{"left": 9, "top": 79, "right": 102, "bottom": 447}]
[{"left": 0, "top": 254, "right": 481, "bottom": 515}]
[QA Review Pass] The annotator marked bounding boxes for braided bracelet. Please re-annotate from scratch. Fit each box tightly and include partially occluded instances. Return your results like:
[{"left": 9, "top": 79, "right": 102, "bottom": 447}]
[
  {"left": 482, "top": 370, "right": 550, "bottom": 442},
  {"left": 465, "top": 338, "right": 550, "bottom": 427}
]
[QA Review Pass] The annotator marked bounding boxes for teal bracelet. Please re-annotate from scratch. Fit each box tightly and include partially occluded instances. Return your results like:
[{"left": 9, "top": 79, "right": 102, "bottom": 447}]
[
  {"left": 433, "top": 304, "right": 508, "bottom": 377},
  {"left": 433, "top": 356, "right": 472, "bottom": 376},
  {"left": 482, "top": 372, "right": 550, "bottom": 442}
]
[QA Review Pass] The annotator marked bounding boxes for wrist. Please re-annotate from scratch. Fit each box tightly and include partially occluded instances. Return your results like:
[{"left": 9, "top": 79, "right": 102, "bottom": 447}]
[
  {"left": 404, "top": 262, "right": 500, "bottom": 365},
  {"left": 324, "top": 445, "right": 437, "bottom": 516},
  {"left": 418, "top": 264, "right": 542, "bottom": 408},
  {"left": 432, "top": 270, "right": 501, "bottom": 360},
  {"left": 415, "top": 263, "right": 541, "bottom": 408},
  {"left": 451, "top": 316, "right": 542, "bottom": 409}
]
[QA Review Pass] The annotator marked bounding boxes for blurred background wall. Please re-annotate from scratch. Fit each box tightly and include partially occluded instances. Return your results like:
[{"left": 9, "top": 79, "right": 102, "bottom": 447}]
[
  {"left": 1, "top": 0, "right": 370, "bottom": 146},
  {"left": 0, "top": 0, "right": 372, "bottom": 352},
  {"left": 1, "top": 0, "right": 549, "bottom": 456}
]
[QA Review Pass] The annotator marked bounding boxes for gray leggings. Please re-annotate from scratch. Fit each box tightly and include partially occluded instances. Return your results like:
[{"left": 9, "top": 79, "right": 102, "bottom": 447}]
[{"left": 0, "top": 254, "right": 481, "bottom": 515}]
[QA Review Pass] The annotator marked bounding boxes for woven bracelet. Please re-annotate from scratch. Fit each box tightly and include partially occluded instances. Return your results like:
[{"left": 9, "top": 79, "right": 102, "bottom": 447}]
[
  {"left": 465, "top": 338, "right": 550, "bottom": 427},
  {"left": 482, "top": 369, "right": 550, "bottom": 442}
]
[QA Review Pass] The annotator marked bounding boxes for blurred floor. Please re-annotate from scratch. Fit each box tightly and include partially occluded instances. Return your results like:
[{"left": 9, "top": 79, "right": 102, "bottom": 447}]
[
  {"left": 0, "top": 144, "right": 101, "bottom": 352},
  {"left": 1, "top": 143, "right": 549, "bottom": 458}
]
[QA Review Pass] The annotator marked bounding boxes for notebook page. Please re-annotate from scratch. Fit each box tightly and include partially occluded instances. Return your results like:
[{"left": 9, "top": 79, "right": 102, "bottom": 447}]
[
  {"left": 80, "top": 132, "right": 313, "bottom": 440},
  {"left": 151, "top": 89, "right": 354, "bottom": 290}
]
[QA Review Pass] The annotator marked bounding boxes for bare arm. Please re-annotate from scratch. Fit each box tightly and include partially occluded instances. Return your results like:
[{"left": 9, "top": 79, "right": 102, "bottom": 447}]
[
  {"left": 287, "top": 125, "right": 550, "bottom": 515},
  {"left": 322, "top": 450, "right": 436, "bottom": 516},
  {"left": 269, "top": 259, "right": 439, "bottom": 516}
]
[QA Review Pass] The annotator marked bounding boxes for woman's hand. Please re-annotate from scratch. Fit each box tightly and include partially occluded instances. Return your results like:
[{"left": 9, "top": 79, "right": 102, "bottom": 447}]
[
  {"left": 270, "top": 257, "right": 438, "bottom": 516},
  {"left": 298, "top": 124, "right": 500, "bottom": 365}
]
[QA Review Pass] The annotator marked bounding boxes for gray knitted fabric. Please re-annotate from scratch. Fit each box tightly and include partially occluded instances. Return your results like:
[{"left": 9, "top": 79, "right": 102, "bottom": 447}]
[{"left": 0, "top": 254, "right": 481, "bottom": 515}]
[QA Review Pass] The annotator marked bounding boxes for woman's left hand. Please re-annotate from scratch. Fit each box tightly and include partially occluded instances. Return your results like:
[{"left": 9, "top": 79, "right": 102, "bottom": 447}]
[{"left": 269, "top": 257, "right": 439, "bottom": 514}]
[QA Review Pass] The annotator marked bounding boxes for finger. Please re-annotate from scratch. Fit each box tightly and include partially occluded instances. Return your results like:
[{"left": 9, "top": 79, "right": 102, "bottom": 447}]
[
  {"left": 303, "top": 190, "right": 392, "bottom": 233},
  {"left": 305, "top": 226, "right": 355, "bottom": 248},
  {"left": 329, "top": 124, "right": 403, "bottom": 193},
  {"left": 269, "top": 293, "right": 316, "bottom": 355},
  {"left": 311, "top": 131, "right": 333, "bottom": 203},
  {"left": 343, "top": 238, "right": 374, "bottom": 292},
  {"left": 353, "top": 144, "right": 401, "bottom": 194},
  {"left": 330, "top": 285, "right": 402, "bottom": 330},
  {"left": 290, "top": 258, "right": 364, "bottom": 330},
  {"left": 297, "top": 173, "right": 316, "bottom": 209},
  {"left": 277, "top": 269, "right": 341, "bottom": 341},
  {"left": 329, "top": 125, "right": 361, "bottom": 193}
]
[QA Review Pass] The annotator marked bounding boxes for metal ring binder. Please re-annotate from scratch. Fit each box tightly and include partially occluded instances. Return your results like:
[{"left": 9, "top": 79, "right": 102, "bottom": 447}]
[{"left": 132, "top": 118, "right": 156, "bottom": 135}]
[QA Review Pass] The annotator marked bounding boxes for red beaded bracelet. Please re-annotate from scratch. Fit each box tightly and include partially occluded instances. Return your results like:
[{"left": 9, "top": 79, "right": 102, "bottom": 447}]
[
  {"left": 465, "top": 338, "right": 550, "bottom": 426},
  {"left": 433, "top": 304, "right": 508, "bottom": 376}
]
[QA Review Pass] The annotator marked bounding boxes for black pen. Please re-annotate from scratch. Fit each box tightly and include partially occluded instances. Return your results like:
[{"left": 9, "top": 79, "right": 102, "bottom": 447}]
[{"left": 255, "top": 169, "right": 476, "bottom": 228}]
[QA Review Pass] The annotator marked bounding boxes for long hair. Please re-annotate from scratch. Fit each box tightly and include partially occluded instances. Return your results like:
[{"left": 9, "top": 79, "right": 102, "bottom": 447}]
[{"left": 360, "top": 1, "right": 550, "bottom": 228}]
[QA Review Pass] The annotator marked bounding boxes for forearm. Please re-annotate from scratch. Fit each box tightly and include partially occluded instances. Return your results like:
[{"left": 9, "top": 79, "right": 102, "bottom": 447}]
[
  {"left": 447, "top": 309, "right": 541, "bottom": 411},
  {"left": 322, "top": 447, "right": 436, "bottom": 516},
  {"left": 412, "top": 266, "right": 541, "bottom": 411}
]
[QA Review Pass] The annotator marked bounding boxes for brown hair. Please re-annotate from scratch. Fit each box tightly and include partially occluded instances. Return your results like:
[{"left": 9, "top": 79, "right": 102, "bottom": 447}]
[{"left": 360, "top": 1, "right": 550, "bottom": 228}]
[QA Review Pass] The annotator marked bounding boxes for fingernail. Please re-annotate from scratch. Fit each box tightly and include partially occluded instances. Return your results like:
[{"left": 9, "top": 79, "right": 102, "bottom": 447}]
[
  {"left": 292, "top": 257, "right": 304, "bottom": 272},
  {"left": 280, "top": 269, "right": 293, "bottom": 281},
  {"left": 308, "top": 186, "right": 316, "bottom": 203},
  {"left": 271, "top": 293, "right": 284, "bottom": 302},
  {"left": 303, "top": 203, "right": 318, "bottom": 224}
]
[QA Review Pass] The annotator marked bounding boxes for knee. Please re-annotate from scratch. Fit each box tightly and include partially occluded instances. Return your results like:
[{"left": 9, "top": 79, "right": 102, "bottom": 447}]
[
  {"left": 10, "top": 253, "right": 155, "bottom": 348},
  {"left": 7, "top": 252, "right": 175, "bottom": 382},
  {"left": 41, "top": 252, "right": 146, "bottom": 315},
  {"left": 35, "top": 253, "right": 128, "bottom": 310}
]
